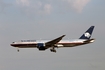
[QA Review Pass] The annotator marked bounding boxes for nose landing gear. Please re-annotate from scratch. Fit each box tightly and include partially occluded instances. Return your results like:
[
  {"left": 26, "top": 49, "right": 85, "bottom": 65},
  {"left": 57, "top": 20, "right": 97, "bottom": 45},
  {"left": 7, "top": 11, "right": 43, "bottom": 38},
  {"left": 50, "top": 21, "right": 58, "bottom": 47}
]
[{"left": 17, "top": 47, "right": 19, "bottom": 52}]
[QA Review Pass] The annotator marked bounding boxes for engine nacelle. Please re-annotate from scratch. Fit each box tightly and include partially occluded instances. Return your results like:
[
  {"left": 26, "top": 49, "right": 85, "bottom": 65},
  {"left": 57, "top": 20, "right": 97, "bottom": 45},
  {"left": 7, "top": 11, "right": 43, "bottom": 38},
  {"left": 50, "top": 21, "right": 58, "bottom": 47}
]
[{"left": 36, "top": 43, "right": 46, "bottom": 50}]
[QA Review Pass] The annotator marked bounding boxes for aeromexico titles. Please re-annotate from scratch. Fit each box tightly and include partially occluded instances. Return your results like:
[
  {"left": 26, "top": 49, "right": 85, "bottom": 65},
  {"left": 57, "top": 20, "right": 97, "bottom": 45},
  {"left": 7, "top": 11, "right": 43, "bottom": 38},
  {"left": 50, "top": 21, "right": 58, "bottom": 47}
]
[{"left": 11, "top": 26, "right": 95, "bottom": 53}]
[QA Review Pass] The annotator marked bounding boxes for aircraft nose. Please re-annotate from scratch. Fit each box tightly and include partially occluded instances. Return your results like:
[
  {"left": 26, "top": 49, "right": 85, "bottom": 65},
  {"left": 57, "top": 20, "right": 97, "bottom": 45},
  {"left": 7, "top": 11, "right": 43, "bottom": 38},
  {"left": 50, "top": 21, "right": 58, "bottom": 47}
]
[
  {"left": 10, "top": 42, "right": 15, "bottom": 46},
  {"left": 10, "top": 43, "right": 14, "bottom": 46}
]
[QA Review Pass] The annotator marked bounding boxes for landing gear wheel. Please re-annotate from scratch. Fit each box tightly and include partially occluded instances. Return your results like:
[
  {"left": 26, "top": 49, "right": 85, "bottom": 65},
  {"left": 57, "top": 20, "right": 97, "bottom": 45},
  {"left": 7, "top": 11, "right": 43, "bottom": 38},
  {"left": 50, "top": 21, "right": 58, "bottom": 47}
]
[
  {"left": 50, "top": 49, "right": 56, "bottom": 53},
  {"left": 17, "top": 49, "right": 19, "bottom": 52},
  {"left": 17, "top": 48, "right": 19, "bottom": 52}
]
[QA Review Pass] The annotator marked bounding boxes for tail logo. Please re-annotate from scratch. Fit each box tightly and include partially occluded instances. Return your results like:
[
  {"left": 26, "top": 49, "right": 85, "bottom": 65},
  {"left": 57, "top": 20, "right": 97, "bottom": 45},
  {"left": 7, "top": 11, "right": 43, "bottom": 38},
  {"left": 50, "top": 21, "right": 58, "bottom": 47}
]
[{"left": 84, "top": 32, "right": 91, "bottom": 38}]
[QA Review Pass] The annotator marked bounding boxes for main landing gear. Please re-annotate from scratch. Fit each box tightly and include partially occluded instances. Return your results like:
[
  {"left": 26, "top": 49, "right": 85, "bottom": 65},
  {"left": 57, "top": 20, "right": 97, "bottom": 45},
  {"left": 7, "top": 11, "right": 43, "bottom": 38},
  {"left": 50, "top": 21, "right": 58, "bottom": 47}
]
[{"left": 50, "top": 47, "right": 56, "bottom": 53}]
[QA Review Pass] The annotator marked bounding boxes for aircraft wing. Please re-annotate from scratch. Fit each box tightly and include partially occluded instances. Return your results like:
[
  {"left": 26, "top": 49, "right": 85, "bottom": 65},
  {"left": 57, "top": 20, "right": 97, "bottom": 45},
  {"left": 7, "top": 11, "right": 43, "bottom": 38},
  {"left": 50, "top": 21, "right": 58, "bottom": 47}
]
[{"left": 45, "top": 35, "right": 65, "bottom": 48}]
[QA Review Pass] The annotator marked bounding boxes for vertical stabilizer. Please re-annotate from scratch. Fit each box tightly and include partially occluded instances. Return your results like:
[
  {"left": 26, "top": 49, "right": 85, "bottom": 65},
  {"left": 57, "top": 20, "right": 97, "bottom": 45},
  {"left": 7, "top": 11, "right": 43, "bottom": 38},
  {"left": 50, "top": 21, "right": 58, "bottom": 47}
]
[{"left": 79, "top": 26, "right": 95, "bottom": 39}]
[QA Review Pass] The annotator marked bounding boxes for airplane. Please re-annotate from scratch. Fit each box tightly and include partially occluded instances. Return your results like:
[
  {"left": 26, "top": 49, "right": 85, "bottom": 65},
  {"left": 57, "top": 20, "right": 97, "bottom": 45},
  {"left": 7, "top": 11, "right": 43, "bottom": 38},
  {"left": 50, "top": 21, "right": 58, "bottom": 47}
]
[{"left": 10, "top": 26, "right": 95, "bottom": 52}]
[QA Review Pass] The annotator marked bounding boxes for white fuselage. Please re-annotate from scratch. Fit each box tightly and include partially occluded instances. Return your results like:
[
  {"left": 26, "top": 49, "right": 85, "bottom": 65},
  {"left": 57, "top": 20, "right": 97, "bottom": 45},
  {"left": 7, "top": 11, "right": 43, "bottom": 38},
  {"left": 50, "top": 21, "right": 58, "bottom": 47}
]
[{"left": 11, "top": 39, "right": 95, "bottom": 48}]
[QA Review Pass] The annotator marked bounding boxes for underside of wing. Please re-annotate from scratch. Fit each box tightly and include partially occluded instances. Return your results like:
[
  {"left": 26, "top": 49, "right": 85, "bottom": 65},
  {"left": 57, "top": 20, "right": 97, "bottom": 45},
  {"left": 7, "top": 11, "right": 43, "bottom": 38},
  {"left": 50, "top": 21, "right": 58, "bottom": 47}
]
[{"left": 45, "top": 35, "right": 65, "bottom": 48}]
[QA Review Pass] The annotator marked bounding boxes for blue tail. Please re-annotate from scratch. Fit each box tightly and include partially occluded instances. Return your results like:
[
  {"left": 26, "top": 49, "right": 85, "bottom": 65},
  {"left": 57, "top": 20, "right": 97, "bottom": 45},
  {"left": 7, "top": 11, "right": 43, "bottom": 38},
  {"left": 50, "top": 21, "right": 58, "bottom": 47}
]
[{"left": 79, "top": 26, "right": 95, "bottom": 39}]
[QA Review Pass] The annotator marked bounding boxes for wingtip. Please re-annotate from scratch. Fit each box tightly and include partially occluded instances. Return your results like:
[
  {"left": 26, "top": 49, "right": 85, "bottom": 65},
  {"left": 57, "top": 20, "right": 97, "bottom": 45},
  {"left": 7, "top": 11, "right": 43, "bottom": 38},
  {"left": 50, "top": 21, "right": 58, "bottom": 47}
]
[
  {"left": 91, "top": 26, "right": 95, "bottom": 28},
  {"left": 62, "top": 35, "right": 66, "bottom": 37}
]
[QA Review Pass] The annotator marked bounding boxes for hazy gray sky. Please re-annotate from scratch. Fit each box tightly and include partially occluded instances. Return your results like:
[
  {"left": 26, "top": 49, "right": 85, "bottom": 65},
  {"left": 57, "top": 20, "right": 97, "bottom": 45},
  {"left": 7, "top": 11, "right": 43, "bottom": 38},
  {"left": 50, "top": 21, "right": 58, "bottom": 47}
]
[{"left": 0, "top": 0, "right": 105, "bottom": 70}]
